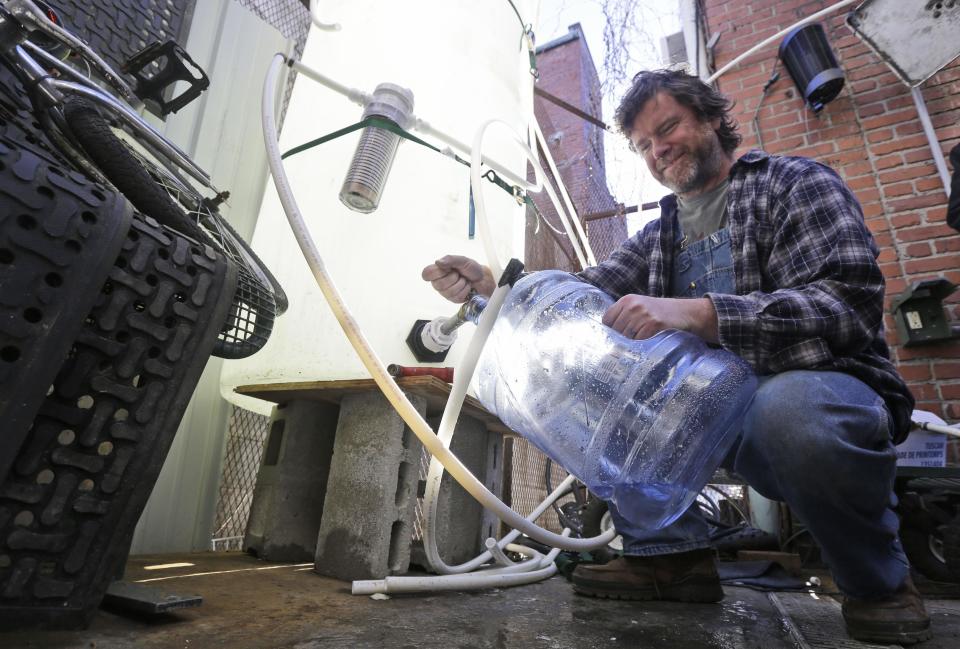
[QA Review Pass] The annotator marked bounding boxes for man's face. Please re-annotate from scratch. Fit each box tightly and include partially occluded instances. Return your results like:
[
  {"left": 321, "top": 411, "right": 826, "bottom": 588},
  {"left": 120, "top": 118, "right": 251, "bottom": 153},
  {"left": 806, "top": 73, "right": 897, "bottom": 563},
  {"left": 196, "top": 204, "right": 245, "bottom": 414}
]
[{"left": 628, "top": 92, "right": 725, "bottom": 197}]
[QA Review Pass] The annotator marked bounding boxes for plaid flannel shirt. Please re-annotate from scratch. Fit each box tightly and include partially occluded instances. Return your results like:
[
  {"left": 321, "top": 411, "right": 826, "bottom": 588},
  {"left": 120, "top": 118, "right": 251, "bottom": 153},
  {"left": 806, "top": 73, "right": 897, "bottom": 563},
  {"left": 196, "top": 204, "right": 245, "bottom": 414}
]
[{"left": 578, "top": 150, "right": 914, "bottom": 442}]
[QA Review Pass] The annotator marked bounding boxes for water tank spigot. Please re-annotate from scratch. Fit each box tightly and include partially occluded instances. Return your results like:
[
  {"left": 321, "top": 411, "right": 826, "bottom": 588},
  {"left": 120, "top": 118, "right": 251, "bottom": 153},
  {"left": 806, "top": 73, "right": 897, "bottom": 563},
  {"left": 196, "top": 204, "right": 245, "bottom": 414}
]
[{"left": 405, "top": 295, "right": 487, "bottom": 362}]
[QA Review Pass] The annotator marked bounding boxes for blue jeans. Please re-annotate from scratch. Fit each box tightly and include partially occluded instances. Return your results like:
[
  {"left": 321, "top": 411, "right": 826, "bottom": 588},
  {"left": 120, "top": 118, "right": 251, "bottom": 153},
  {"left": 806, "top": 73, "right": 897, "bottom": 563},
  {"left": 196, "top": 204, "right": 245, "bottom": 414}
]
[{"left": 611, "top": 369, "right": 909, "bottom": 599}]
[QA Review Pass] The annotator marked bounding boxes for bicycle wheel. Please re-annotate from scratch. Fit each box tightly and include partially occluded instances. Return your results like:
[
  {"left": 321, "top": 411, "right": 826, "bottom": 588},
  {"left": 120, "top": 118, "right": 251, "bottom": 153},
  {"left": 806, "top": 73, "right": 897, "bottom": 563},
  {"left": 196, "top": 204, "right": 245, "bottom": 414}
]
[
  {"left": 62, "top": 98, "right": 208, "bottom": 243},
  {"left": 60, "top": 97, "right": 285, "bottom": 357},
  {"left": 61, "top": 97, "right": 287, "bottom": 311}
]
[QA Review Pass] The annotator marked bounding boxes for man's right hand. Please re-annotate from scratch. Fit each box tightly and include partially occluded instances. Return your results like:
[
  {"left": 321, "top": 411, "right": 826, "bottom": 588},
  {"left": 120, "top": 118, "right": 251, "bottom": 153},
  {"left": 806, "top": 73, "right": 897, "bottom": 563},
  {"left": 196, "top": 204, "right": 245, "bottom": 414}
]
[{"left": 421, "top": 255, "right": 496, "bottom": 303}]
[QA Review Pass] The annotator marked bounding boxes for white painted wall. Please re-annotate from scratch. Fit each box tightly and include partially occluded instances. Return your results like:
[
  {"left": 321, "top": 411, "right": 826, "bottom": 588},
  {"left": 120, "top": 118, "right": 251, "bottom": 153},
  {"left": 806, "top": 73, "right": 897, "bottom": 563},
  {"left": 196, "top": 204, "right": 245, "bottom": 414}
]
[
  {"left": 220, "top": 0, "right": 542, "bottom": 408},
  {"left": 130, "top": 0, "right": 294, "bottom": 554}
]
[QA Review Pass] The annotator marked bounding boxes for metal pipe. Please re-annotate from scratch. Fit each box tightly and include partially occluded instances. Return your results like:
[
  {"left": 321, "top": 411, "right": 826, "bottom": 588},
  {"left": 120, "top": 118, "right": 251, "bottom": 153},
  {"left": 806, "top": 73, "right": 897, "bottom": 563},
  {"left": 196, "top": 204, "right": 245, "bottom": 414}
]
[
  {"left": 910, "top": 86, "right": 952, "bottom": 198},
  {"left": 7, "top": 0, "right": 137, "bottom": 101},
  {"left": 386, "top": 365, "right": 454, "bottom": 382},
  {"left": 532, "top": 119, "right": 596, "bottom": 267},
  {"left": 439, "top": 295, "right": 487, "bottom": 336}
]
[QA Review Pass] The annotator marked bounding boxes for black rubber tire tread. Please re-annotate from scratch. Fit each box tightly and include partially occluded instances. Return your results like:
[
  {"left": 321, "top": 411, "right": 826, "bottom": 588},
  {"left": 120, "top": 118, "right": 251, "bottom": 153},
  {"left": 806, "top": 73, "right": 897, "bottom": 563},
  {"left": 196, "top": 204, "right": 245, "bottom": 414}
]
[
  {"left": 0, "top": 216, "right": 237, "bottom": 629},
  {"left": 0, "top": 112, "right": 133, "bottom": 486},
  {"left": 200, "top": 210, "right": 288, "bottom": 315},
  {"left": 62, "top": 98, "right": 207, "bottom": 243},
  {"left": 0, "top": 63, "right": 78, "bottom": 172}
]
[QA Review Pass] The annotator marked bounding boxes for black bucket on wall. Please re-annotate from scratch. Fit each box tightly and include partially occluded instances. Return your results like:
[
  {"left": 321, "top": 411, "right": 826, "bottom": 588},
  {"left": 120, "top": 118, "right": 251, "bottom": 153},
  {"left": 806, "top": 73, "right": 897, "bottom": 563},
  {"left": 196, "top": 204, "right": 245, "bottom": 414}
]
[{"left": 778, "top": 23, "right": 845, "bottom": 113}]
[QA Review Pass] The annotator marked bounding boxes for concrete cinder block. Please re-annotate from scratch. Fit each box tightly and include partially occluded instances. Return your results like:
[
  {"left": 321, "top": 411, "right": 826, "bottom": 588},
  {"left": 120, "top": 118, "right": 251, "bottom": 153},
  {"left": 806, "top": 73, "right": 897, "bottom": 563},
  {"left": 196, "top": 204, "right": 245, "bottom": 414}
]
[
  {"left": 412, "top": 415, "right": 500, "bottom": 569},
  {"left": 244, "top": 400, "right": 339, "bottom": 561},
  {"left": 314, "top": 391, "right": 426, "bottom": 581}
]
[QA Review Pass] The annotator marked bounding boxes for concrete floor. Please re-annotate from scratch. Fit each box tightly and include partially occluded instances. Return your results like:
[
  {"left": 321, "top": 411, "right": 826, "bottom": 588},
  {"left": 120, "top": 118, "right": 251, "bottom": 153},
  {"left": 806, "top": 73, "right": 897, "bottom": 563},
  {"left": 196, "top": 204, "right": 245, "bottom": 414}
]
[{"left": 2, "top": 552, "right": 959, "bottom": 649}]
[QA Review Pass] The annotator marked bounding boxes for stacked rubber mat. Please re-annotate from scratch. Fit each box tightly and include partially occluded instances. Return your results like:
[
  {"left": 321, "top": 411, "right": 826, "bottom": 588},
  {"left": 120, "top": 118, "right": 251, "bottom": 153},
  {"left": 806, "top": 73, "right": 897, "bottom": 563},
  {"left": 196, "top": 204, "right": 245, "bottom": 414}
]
[{"left": 0, "top": 65, "right": 236, "bottom": 628}]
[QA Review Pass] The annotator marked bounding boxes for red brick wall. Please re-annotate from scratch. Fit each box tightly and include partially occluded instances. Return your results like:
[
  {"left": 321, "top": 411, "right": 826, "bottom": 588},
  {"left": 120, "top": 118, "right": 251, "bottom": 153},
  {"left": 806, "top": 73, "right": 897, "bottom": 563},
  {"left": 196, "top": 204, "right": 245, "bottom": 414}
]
[
  {"left": 705, "top": 0, "right": 960, "bottom": 422},
  {"left": 527, "top": 25, "right": 625, "bottom": 272}
]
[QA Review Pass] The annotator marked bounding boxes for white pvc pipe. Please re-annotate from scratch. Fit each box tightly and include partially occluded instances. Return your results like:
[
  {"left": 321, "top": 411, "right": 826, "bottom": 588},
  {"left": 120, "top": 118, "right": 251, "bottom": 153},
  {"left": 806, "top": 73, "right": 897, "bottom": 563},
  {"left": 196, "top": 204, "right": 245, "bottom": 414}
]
[
  {"left": 705, "top": 0, "right": 859, "bottom": 84},
  {"left": 421, "top": 472, "right": 602, "bottom": 576},
  {"left": 352, "top": 541, "right": 565, "bottom": 595},
  {"left": 308, "top": 0, "right": 341, "bottom": 31},
  {"left": 415, "top": 116, "right": 543, "bottom": 194},
  {"left": 913, "top": 420, "right": 960, "bottom": 439},
  {"left": 288, "top": 59, "right": 371, "bottom": 106},
  {"left": 468, "top": 118, "right": 580, "bottom": 276},
  {"left": 532, "top": 119, "right": 597, "bottom": 267},
  {"left": 263, "top": 54, "right": 615, "bottom": 553},
  {"left": 910, "top": 86, "right": 952, "bottom": 197}
]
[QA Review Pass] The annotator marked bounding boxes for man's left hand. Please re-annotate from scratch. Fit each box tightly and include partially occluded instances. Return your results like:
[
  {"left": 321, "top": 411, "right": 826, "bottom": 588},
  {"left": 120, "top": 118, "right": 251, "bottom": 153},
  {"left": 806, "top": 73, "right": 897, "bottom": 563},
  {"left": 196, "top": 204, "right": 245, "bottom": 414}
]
[{"left": 602, "top": 295, "right": 720, "bottom": 343}]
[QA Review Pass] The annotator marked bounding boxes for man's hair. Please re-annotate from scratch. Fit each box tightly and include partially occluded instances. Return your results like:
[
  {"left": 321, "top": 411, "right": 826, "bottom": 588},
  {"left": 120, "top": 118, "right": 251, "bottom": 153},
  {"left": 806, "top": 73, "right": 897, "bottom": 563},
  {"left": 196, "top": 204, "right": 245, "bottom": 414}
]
[{"left": 614, "top": 69, "right": 742, "bottom": 155}]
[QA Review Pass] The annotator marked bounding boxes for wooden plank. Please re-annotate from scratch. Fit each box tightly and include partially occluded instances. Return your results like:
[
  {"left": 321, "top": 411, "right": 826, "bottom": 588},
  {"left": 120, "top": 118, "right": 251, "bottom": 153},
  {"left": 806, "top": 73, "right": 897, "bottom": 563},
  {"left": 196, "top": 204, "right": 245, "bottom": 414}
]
[{"left": 236, "top": 377, "right": 514, "bottom": 435}]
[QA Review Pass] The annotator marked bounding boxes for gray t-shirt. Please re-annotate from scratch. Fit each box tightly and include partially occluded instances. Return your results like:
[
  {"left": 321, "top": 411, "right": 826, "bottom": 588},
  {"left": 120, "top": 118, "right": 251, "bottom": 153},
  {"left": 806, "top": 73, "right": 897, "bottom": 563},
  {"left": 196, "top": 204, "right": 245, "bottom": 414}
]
[{"left": 676, "top": 178, "right": 730, "bottom": 246}]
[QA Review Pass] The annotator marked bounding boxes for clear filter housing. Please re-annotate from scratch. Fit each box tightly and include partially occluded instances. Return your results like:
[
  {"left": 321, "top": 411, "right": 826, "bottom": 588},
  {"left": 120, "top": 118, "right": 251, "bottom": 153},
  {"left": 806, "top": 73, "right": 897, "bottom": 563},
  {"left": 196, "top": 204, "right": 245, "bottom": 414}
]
[
  {"left": 472, "top": 271, "right": 758, "bottom": 529},
  {"left": 339, "top": 83, "right": 415, "bottom": 213}
]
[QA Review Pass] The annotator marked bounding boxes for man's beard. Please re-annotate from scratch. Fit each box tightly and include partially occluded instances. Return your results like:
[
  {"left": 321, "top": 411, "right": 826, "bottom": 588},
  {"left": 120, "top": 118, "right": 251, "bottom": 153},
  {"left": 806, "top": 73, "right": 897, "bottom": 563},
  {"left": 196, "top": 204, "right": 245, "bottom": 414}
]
[{"left": 655, "top": 130, "right": 724, "bottom": 196}]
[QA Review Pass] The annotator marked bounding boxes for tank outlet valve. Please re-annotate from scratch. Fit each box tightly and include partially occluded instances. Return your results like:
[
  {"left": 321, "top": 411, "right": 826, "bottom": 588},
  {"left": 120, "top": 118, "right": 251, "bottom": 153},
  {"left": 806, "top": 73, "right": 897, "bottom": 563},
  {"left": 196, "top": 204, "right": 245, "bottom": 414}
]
[{"left": 405, "top": 295, "right": 487, "bottom": 362}]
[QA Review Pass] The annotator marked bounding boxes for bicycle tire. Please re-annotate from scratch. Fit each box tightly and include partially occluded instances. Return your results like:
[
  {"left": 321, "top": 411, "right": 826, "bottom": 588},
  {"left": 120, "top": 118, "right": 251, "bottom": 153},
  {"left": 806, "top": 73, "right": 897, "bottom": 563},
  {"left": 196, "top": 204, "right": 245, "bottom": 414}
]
[
  {"left": 61, "top": 97, "right": 287, "bottom": 315},
  {"left": 58, "top": 98, "right": 282, "bottom": 357},
  {"left": 579, "top": 498, "right": 621, "bottom": 562},
  {"left": 61, "top": 98, "right": 207, "bottom": 243},
  {"left": 0, "top": 213, "right": 236, "bottom": 629}
]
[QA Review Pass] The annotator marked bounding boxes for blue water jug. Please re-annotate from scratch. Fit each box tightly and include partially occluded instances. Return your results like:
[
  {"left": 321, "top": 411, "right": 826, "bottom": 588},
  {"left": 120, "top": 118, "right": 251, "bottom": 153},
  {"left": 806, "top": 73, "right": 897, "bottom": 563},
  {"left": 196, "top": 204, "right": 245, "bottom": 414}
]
[{"left": 472, "top": 271, "right": 757, "bottom": 529}]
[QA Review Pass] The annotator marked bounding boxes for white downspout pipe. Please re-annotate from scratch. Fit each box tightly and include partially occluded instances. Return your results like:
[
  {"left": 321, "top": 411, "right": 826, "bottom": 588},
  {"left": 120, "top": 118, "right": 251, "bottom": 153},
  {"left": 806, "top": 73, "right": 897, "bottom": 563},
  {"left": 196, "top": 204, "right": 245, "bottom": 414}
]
[
  {"left": 910, "top": 86, "right": 952, "bottom": 198},
  {"left": 705, "top": 0, "right": 860, "bottom": 84},
  {"left": 913, "top": 420, "right": 960, "bottom": 439},
  {"left": 308, "top": 0, "right": 341, "bottom": 32}
]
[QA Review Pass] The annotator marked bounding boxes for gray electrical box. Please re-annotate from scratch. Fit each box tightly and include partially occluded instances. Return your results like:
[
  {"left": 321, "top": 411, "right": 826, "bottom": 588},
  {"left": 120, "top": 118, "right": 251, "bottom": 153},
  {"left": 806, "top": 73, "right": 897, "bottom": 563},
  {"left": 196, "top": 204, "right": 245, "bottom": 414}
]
[{"left": 890, "top": 279, "right": 958, "bottom": 346}]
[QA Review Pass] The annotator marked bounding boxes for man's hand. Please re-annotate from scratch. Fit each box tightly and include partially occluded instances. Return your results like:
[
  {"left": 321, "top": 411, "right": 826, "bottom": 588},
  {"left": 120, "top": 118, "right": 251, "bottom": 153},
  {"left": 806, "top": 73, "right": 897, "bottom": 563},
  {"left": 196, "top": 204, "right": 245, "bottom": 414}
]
[
  {"left": 603, "top": 295, "right": 720, "bottom": 343},
  {"left": 421, "top": 255, "right": 496, "bottom": 303}
]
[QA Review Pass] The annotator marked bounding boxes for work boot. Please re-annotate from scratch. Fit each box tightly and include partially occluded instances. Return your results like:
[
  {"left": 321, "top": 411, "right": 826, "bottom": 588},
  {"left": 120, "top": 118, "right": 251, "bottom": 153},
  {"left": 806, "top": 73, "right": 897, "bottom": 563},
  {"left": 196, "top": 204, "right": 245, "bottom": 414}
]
[
  {"left": 571, "top": 548, "right": 723, "bottom": 602},
  {"left": 841, "top": 574, "right": 932, "bottom": 645}
]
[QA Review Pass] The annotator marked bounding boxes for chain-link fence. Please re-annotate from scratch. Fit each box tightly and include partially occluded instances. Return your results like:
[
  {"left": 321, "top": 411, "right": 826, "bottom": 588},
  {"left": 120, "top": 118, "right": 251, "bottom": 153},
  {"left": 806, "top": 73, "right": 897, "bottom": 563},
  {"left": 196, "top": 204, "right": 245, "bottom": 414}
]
[
  {"left": 507, "top": 437, "right": 570, "bottom": 534},
  {"left": 211, "top": 407, "right": 270, "bottom": 551}
]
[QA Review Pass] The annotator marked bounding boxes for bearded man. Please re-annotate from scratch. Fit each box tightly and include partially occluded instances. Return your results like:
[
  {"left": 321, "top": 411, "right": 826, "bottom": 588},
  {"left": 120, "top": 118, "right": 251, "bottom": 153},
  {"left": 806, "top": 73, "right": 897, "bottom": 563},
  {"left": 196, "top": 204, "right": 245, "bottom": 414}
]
[{"left": 422, "top": 69, "right": 928, "bottom": 645}]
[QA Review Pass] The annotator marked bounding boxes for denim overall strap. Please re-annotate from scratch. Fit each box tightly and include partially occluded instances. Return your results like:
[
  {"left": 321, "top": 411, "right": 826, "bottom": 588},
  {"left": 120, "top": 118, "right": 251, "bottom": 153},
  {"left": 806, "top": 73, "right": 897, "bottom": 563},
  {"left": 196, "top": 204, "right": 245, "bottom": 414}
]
[{"left": 671, "top": 227, "right": 734, "bottom": 298}]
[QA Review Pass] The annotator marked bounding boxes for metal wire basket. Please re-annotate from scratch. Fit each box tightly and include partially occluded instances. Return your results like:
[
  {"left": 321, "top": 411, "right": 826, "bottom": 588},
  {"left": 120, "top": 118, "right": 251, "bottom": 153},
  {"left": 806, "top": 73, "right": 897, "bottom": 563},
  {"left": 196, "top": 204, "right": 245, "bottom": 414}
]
[{"left": 134, "top": 148, "right": 278, "bottom": 359}]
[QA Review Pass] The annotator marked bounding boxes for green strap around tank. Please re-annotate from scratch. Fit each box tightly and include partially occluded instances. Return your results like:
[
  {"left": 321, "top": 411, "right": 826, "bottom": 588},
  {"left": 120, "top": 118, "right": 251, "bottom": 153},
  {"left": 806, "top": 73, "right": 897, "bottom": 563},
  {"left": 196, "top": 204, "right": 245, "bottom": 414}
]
[{"left": 281, "top": 116, "right": 534, "bottom": 208}]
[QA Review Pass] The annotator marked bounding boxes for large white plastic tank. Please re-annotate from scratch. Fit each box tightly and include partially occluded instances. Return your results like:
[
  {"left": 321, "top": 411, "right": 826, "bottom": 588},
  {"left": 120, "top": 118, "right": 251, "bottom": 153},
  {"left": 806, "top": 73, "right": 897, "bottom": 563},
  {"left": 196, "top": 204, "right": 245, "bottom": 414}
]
[{"left": 221, "top": 0, "right": 541, "bottom": 411}]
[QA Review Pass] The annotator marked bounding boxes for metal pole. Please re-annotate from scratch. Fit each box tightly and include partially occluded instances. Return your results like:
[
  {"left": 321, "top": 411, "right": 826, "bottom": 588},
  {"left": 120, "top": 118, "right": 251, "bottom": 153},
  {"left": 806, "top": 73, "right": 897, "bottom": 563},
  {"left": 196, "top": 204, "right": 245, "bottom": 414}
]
[{"left": 910, "top": 86, "right": 952, "bottom": 198}]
